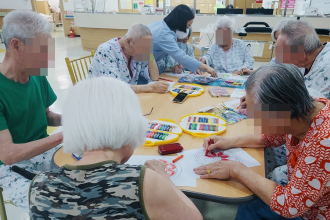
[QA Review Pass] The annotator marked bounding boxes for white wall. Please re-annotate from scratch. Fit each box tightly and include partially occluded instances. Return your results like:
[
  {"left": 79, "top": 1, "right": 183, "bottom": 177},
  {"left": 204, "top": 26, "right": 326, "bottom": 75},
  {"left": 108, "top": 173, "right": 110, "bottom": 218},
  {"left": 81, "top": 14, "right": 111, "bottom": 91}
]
[
  {"left": 0, "top": 0, "right": 32, "bottom": 10},
  {"left": 74, "top": 13, "right": 330, "bottom": 30}
]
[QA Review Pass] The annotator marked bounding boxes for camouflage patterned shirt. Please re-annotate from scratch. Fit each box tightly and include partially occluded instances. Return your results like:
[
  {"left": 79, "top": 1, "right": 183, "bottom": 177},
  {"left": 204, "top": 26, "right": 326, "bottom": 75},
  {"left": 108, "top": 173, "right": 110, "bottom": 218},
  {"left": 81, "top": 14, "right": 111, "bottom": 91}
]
[{"left": 29, "top": 160, "right": 149, "bottom": 220}]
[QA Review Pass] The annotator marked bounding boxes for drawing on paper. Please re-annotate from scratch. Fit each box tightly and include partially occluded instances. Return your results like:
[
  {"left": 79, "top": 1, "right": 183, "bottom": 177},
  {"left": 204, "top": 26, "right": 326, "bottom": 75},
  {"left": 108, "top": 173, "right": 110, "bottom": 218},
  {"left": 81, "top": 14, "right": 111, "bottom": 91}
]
[
  {"left": 193, "top": 148, "right": 251, "bottom": 167},
  {"left": 136, "top": 157, "right": 182, "bottom": 181}
]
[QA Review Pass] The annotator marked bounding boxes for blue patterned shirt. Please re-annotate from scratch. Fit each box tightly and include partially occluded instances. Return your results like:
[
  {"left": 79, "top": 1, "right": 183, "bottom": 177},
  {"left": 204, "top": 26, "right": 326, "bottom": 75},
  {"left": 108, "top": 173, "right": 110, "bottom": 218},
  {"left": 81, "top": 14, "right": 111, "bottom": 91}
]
[
  {"left": 303, "top": 42, "right": 330, "bottom": 99},
  {"left": 203, "top": 38, "right": 254, "bottom": 73},
  {"left": 89, "top": 38, "right": 150, "bottom": 85}
]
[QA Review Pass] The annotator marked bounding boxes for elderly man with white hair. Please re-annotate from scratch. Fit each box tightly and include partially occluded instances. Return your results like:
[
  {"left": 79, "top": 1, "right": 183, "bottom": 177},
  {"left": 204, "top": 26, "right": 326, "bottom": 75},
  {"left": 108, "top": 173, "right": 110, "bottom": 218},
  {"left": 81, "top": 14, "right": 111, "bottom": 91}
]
[
  {"left": 89, "top": 23, "right": 169, "bottom": 94},
  {"left": 0, "top": 10, "right": 62, "bottom": 211},
  {"left": 276, "top": 20, "right": 330, "bottom": 99},
  {"left": 199, "top": 16, "right": 254, "bottom": 74}
]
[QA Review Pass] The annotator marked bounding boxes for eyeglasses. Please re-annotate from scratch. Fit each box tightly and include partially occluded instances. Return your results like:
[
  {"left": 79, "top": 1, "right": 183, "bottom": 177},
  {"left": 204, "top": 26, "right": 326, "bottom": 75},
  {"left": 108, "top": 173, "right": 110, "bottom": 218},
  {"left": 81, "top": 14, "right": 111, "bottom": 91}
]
[{"left": 143, "top": 107, "right": 154, "bottom": 116}]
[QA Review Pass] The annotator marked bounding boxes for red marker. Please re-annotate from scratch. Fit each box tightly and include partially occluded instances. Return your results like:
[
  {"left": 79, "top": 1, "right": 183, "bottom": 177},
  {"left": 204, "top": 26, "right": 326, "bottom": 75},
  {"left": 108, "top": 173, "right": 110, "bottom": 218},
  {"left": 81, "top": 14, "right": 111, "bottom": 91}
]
[
  {"left": 205, "top": 139, "right": 214, "bottom": 156},
  {"left": 159, "top": 77, "right": 173, "bottom": 82},
  {"left": 172, "top": 155, "right": 184, "bottom": 163}
]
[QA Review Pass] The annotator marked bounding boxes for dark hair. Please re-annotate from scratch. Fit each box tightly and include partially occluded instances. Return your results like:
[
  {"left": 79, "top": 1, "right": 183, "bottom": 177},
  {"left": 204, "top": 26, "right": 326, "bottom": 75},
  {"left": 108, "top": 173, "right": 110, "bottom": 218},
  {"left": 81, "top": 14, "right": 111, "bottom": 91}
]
[
  {"left": 164, "top": 5, "right": 195, "bottom": 32},
  {"left": 187, "top": 26, "right": 192, "bottom": 39},
  {"left": 226, "top": 4, "right": 234, "bottom": 9},
  {"left": 245, "top": 63, "right": 315, "bottom": 120}
]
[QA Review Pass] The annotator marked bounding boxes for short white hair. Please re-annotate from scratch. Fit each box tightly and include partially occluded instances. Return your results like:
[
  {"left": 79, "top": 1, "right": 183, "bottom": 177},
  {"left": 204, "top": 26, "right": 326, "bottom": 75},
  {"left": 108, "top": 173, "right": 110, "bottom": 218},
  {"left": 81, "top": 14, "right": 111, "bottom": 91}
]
[
  {"left": 271, "top": 20, "right": 288, "bottom": 42},
  {"left": 2, "top": 10, "right": 53, "bottom": 49},
  {"left": 216, "top": 16, "right": 235, "bottom": 34},
  {"left": 62, "top": 77, "right": 148, "bottom": 154},
  {"left": 124, "top": 23, "right": 151, "bottom": 42},
  {"left": 280, "top": 20, "right": 322, "bottom": 54}
]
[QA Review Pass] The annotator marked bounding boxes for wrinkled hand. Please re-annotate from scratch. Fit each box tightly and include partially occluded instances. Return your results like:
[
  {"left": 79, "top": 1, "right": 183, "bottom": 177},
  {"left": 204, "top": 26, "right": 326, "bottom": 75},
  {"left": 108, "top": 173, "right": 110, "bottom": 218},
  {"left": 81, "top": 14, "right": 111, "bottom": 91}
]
[
  {"left": 205, "top": 66, "right": 217, "bottom": 77},
  {"left": 203, "top": 135, "right": 233, "bottom": 151},
  {"left": 151, "top": 81, "right": 169, "bottom": 94},
  {"left": 238, "top": 95, "right": 247, "bottom": 115},
  {"left": 241, "top": 68, "right": 254, "bottom": 75},
  {"left": 145, "top": 159, "right": 166, "bottom": 175},
  {"left": 171, "top": 65, "right": 183, "bottom": 74},
  {"left": 193, "top": 160, "right": 241, "bottom": 180},
  {"left": 195, "top": 69, "right": 204, "bottom": 75},
  {"left": 232, "top": 70, "right": 241, "bottom": 75},
  {"left": 198, "top": 57, "right": 206, "bottom": 64}
]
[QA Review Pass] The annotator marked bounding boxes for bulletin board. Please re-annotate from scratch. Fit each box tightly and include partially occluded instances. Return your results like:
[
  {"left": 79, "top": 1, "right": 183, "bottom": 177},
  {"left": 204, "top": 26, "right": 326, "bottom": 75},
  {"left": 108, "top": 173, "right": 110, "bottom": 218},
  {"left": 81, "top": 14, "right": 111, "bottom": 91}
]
[{"left": 311, "top": 0, "right": 330, "bottom": 14}]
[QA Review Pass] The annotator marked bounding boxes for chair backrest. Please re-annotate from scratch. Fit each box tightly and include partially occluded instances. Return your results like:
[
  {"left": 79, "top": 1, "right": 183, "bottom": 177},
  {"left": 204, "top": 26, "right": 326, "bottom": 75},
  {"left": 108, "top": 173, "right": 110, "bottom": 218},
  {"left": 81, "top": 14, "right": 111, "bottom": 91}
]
[
  {"left": 65, "top": 51, "right": 95, "bottom": 85},
  {"left": 0, "top": 187, "right": 7, "bottom": 220}
]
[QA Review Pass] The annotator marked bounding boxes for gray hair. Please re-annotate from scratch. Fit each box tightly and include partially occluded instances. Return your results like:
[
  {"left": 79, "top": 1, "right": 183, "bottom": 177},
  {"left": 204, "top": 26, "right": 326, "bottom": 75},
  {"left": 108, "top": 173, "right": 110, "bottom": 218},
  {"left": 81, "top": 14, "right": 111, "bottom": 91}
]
[
  {"left": 216, "top": 16, "right": 235, "bottom": 34},
  {"left": 124, "top": 23, "right": 151, "bottom": 42},
  {"left": 271, "top": 20, "right": 288, "bottom": 42},
  {"left": 280, "top": 20, "right": 322, "bottom": 54},
  {"left": 2, "top": 10, "right": 53, "bottom": 49},
  {"left": 62, "top": 77, "right": 148, "bottom": 154},
  {"left": 245, "top": 63, "right": 315, "bottom": 120}
]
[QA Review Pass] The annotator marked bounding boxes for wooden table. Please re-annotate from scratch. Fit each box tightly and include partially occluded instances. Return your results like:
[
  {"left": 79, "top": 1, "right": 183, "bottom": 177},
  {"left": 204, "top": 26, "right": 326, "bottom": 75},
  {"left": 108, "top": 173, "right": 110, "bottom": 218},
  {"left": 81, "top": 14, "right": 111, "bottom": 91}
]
[{"left": 52, "top": 74, "right": 265, "bottom": 204}]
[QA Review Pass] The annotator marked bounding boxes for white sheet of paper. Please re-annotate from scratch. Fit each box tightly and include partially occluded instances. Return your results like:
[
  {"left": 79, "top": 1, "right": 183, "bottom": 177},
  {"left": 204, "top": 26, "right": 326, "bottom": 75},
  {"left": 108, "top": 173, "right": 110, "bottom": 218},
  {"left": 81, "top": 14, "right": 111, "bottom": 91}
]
[
  {"left": 125, "top": 155, "right": 197, "bottom": 187},
  {"left": 148, "top": 81, "right": 175, "bottom": 93},
  {"left": 94, "top": 0, "right": 105, "bottom": 12},
  {"left": 120, "top": 0, "right": 127, "bottom": 9},
  {"left": 223, "top": 99, "right": 240, "bottom": 109},
  {"left": 178, "top": 148, "right": 261, "bottom": 168},
  {"left": 230, "top": 89, "right": 246, "bottom": 98},
  {"left": 165, "top": 72, "right": 191, "bottom": 77}
]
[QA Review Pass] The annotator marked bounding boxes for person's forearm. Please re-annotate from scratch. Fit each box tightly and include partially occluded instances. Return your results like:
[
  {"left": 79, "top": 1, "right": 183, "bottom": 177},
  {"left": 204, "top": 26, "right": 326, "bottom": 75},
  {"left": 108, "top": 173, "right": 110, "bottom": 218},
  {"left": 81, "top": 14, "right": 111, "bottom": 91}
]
[
  {"left": 231, "top": 163, "right": 277, "bottom": 205},
  {"left": 199, "top": 63, "right": 208, "bottom": 70},
  {"left": 130, "top": 84, "right": 152, "bottom": 94},
  {"left": 148, "top": 60, "right": 159, "bottom": 81},
  {"left": 46, "top": 111, "right": 62, "bottom": 126},
  {"left": 228, "top": 134, "right": 266, "bottom": 149},
  {"left": 159, "top": 173, "right": 199, "bottom": 211},
  {"left": 1, "top": 133, "right": 63, "bottom": 165}
]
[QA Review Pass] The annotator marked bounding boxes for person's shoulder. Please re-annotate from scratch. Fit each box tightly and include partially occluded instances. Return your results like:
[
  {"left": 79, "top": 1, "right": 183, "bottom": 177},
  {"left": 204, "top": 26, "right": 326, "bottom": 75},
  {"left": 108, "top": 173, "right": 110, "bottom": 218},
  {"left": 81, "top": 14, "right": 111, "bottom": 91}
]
[
  {"left": 233, "top": 38, "right": 245, "bottom": 46},
  {"left": 97, "top": 38, "right": 118, "bottom": 51}
]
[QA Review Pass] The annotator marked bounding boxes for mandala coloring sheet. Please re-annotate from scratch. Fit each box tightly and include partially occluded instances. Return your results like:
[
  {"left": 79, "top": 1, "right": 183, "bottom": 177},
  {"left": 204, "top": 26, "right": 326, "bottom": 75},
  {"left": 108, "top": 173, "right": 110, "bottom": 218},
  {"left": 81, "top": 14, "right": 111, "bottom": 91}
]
[{"left": 125, "top": 155, "right": 197, "bottom": 187}]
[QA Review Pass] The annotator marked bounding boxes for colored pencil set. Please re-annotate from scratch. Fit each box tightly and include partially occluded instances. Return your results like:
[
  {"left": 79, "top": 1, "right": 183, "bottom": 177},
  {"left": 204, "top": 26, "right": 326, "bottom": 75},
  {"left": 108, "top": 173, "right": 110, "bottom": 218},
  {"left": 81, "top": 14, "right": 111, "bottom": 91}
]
[
  {"left": 149, "top": 123, "right": 175, "bottom": 132},
  {"left": 188, "top": 123, "right": 218, "bottom": 131},
  {"left": 188, "top": 116, "right": 219, "bottom": 124},
  {"left": 146, "top": 131, "right": 170, "bottom": 140},
  {"left": 177, "top": 85, "right": 201, "bottom": 91}
]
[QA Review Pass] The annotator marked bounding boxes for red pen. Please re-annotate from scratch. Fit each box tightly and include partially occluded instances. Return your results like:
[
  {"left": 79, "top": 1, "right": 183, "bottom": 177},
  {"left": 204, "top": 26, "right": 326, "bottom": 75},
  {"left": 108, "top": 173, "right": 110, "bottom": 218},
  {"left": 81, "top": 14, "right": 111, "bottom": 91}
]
[
  {"left": 159, "top": 77, "right": 173, "bottom": 82},
  {"left": 205, "top": 139, "right": 214, "bottom": 156}
]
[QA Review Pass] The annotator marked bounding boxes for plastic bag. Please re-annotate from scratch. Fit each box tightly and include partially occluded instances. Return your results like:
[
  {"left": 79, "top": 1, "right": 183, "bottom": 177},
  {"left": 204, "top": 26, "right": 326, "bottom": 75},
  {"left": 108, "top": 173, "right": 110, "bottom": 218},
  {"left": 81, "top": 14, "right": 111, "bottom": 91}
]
[{"left": 199, "top": 24, "right": 216, "bottom": 47}]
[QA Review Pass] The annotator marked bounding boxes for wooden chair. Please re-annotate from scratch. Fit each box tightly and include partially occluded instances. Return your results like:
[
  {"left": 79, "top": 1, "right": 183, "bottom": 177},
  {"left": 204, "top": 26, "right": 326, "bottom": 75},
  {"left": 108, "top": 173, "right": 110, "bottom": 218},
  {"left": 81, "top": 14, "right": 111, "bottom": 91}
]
[
  {"left": 65, "top": 51, "right": 95, "bottom": 85},
  {"left": 0, "top": 187, "right": 7, "bottom": 220}
]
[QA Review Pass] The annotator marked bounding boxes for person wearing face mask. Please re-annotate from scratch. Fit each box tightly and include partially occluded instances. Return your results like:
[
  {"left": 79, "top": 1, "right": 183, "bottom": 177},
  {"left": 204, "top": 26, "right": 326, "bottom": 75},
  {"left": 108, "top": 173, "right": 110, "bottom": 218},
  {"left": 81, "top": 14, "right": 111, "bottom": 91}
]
[
  {"left": 89, "top": 23, "right": 169, "bottom": 94},
  {"left": 198, "top": 16, "right": 254, "bottom": 75},
  {"left": 148, "top": 5, "right": 217, "bottom": 77},
  {"left": 157, "top": 26, "right": 195, "bottom": 74}
]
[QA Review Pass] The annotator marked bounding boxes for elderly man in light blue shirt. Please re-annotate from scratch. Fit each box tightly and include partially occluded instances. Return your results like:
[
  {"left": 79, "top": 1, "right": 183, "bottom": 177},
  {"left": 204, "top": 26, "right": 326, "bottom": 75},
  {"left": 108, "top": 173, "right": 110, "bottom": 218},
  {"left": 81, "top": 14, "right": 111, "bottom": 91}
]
[{"left": 199, "top": 16, "right": 254, "bottom": 74}]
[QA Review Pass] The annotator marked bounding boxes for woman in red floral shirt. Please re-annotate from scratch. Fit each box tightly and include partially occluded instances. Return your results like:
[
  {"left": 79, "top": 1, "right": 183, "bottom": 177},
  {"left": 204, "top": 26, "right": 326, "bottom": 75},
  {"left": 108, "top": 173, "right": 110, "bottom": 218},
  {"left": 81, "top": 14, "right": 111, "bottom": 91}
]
[{"left": 194, "top": 63, "right": 330, "bottom": 220}]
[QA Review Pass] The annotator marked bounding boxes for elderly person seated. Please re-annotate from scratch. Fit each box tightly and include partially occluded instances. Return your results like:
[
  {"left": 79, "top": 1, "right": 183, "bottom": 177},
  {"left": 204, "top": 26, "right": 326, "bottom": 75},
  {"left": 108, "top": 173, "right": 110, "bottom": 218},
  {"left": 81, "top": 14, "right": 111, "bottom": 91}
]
[
  {"left": 29, "top": 77, "right": 203, "bottom": 220},
  {"left": 194, "top": 63, "right": 330, "bottom": 220},
  {"left": 89, "top": 23, "right": 169, "bottom": 94},
  {"left": 199, "top": 16, "right": 254, "bottom": 75},
  {"left": 275, "top": 20, "right": 330, "bottom": 99},
  {"left": 0, "top": 10, "right": 62, "bottom": 211},
  {"left": 157, "top": 26, "right": 195, "bottom": 74}
]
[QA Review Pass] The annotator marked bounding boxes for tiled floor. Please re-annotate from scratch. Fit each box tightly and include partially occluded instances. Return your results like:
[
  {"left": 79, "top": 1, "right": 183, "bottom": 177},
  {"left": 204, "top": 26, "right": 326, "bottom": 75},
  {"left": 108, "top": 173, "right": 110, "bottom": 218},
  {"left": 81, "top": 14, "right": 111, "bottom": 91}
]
[{"left": 0, "top": 28, "right": 267, "bottom": 114}]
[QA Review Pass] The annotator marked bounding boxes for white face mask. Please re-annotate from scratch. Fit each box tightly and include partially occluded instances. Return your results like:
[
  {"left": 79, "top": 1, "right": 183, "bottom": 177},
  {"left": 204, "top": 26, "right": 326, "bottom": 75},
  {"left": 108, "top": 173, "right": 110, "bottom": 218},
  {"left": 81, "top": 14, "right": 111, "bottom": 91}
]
[{"left": 176, "top": 29, "right": 189, "bottom": 39}]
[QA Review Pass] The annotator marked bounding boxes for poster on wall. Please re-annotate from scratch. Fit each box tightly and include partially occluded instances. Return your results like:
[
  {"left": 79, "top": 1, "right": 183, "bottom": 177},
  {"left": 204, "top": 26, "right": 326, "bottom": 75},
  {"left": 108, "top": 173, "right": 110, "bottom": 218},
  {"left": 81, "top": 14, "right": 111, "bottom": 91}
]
[
  {"left": 281, "top": 0, "right": 296, "bottom": 9},
  {"left": 262, "top": 0, "right": 272, "bottom": 8}
]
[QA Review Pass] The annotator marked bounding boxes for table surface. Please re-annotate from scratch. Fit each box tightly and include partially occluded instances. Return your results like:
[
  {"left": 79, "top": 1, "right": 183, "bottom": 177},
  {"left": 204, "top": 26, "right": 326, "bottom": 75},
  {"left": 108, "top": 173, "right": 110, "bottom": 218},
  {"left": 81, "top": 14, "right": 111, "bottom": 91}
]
[{"left": 53, "top": 73, "right": 265, "bottom": 204}]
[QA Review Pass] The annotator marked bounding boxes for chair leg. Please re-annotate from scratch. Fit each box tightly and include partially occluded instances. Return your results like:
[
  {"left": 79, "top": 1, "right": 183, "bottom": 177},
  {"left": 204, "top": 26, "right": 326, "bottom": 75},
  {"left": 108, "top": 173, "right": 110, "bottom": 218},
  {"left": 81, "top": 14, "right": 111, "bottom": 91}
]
[{"left": 0, "top": 187, "right": 7, "bottom": 220}]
